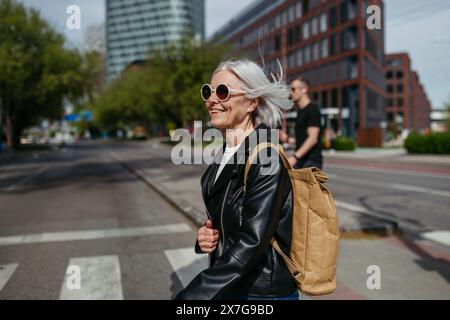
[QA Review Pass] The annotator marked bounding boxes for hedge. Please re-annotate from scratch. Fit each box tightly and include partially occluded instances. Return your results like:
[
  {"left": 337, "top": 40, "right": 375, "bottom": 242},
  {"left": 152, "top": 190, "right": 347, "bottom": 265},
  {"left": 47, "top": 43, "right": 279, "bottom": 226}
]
[
  {"left": 333, "top": 136, "right": 356, "bottom": 151},
  {"left": 404, "top": 132, "right": 450, "bottom": 154}
]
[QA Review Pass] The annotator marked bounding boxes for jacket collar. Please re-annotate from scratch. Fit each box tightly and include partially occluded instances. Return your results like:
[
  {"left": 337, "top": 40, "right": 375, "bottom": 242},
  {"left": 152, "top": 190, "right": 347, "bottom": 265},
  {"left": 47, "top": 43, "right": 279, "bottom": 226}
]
[{"left": 203, "top": 123, "right": 270, "bottom": 201}]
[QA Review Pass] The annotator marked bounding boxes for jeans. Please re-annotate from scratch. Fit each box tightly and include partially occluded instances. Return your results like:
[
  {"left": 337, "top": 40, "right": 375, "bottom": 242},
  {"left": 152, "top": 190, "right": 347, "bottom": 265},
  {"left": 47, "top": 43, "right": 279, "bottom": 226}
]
[
  {"left": 245, "top": 290, "right": 301, "bottom": 300},
  {"left": 294, "top": 157, "right": 323, "bottom": 170}
]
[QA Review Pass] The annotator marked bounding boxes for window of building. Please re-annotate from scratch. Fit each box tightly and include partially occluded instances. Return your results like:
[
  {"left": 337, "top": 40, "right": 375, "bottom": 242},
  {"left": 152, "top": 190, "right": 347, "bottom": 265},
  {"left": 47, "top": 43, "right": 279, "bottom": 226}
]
[
  {"left": 321, "top": 90, "right": 328, "bottom": 108},
  {"left": 275, "top": 35, "right": 281, "bottom": 52},
  {"left": 288, "top": 28, "right": 294, "bottom": 46},
  {"left": 303, "top": 0, "right": 309, "bottom": 15},
  {"left": 320, "top": 13, "right": 327, "bottom": 33},
  {"left": 397, "top": 98, "right": 404, "bottom": 106},
  {"left": 312, "top": 42, "right": 319, "bottom": 61},
  {"left": 330, "top": 62, "right": 337, "bottom": 82},
  {"left": 296, "top": 48, "right": 303, "bottom": 66},
  {"left": 329, "top": 33, "right": 337, "bottom": 55},
  {"left": 296, "top": 1, "right": 302, "bottom": 18},
  {"left": 396, "top": 71, "right": 404, "bottom": 79},
  {"left": 340, "top": 55, "right": 358, "bottom": 80},
  {"left": 387, "top": 84, "right": 394, "bottom": 93},
  {"left": 288, "top": 52, "right": 296, "bottom": 68},
  {"left": 341, "top": 26, "right": 357, "bottom": 51},
  {"left": 329, "top": 6, "right": 337, "bottom": 29},
  {"left": 313, "top": 91, "right": 319, "bottom": 102},
  {"left": 289, "top": 5, "right": 295, "bottom": 23},
  {"left": 275, "top": 14, "right": 281, "bottom": 29},
  {"left": 331, "top": 88, "right": 338, "bottom": 108},
  {"left": 386, "top": 71, "right": 393, "bottom": 79},
  {"left": 282, "top": 9, "right": 288, "bottom": 26},
  {"left": 388, "top": 98, "right": 393, "bottom": 106},
  {"left": 387, "top": 112, "right": 394, "bottom": 121},
  {"left": 387, "top": 59, "right": 402, "bottom": 67},
  {"left": 304, "top": 46, "right": 311, "bottom": 64},
  {"left": 321, "top": 38, "right": 329, "bottom": 58},
  {"left": 303, "top": 21, "right": 310, "bottom": 40},
  {"left": 311, "top": 17, "right": 318, "bottom": 36},
  {"left": 294, "top": 24, "right": 301, "bottom": 43},
  {"left": 397, "top": 84, "right": 404, "bottom": 93},
  {"left": 340, "top": 1, "right": 348, "bottom": 23}
]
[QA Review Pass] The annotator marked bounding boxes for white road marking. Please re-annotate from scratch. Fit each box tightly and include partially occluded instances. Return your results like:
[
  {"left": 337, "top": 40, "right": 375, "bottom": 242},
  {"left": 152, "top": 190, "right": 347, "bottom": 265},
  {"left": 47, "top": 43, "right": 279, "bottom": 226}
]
[
  {"left": 59, "top": 255, "right": 123, "bottom": 300},
  {"left": 4, "top": 166, "right": 48, "bottom": 192},
  {"left": 326, "top": 173, "right": 339, "bottom": 179},
  {"left": 164, "top": 247, "right": 208, "bottom": 288},
  {"left": 389, "top": 183, "right": 450, "bottom": 198},
  {"left": 0, "top": 263, "right": 18, "bottom": 291},
  {"left": 326, "top": 163, "right": 450, "bottom": 180},
  {"left": 0, "top": 223, "right": 191, "bottom": 247},
  {"left": 326, "top": 172, "right": 450, "bottom": 198},
  {"left": 421, "top": 231, "right": 450, "bottom": 247},
  {"left": 334, "top": 200, "right": 369, "bottom": 214}
]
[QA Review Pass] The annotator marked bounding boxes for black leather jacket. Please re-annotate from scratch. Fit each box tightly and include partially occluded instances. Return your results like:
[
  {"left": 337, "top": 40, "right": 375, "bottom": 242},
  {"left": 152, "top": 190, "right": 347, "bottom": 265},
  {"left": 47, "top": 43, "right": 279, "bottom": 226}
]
[{"left": 175, "top": 124, "right": 296, "bottom": 300}]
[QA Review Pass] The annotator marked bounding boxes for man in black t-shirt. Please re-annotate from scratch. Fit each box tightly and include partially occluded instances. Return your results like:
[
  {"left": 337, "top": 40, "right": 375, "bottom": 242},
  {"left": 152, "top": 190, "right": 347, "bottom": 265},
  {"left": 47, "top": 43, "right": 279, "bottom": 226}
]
[{"left": 280, "top": 77, "right": 323, "bottom": 169}]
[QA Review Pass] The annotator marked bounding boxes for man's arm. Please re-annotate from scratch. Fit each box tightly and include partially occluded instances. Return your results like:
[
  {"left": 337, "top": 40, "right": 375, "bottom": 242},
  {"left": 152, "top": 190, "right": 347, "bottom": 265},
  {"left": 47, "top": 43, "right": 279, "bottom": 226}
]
[
  {"left": 293, "top": 126, "right": 320, "bottom": 159},
  {"left": 279, "top": 130, "right": 296, "bottom": 145}
]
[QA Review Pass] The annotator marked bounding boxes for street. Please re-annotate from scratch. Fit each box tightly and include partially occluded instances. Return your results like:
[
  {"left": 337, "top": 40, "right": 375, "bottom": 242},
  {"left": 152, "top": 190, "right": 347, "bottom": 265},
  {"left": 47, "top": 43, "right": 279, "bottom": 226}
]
[
  {"left": 0, "top": 141, "right": 449, "bottom": 299},
  {"left": 325, "top": 162, "right": 450, "bottom": 235},
  {"left": 0, "top": 143, "right": 198, "bottom": 299}
]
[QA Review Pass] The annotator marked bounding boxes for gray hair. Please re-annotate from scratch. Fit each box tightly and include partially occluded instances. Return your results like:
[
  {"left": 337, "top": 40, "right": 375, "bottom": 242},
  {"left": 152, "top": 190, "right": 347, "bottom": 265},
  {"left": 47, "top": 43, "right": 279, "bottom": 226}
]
[{"left": 213, "top": 59, "right": 293, "bottom": 129}]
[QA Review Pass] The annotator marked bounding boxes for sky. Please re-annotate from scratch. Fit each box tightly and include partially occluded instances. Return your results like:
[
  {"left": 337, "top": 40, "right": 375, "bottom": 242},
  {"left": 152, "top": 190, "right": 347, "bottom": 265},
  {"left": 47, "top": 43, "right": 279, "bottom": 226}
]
[{"left": 16, "top": 0, "right": 450, "bottom": 109}]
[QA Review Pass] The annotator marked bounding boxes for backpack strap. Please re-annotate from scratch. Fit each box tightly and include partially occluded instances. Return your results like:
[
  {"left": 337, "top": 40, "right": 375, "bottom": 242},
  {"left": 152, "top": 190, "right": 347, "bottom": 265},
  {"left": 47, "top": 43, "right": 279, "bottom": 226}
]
[
  {"left": 242, "top": 143, "right": 303, "bottom": 279},
  {"left": 243, "top": 142, "right": 291, "bottom": 193},
  {"left": 271, "top": 239, "right": 302, "bottom": 279}
]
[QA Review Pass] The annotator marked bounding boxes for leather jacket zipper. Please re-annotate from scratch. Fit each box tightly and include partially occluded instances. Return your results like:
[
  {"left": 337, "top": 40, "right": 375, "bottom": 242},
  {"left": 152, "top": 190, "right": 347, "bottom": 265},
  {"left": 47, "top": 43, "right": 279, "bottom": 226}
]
[{"left": 220, "top": 180, "right": 233, "bottom": 257}]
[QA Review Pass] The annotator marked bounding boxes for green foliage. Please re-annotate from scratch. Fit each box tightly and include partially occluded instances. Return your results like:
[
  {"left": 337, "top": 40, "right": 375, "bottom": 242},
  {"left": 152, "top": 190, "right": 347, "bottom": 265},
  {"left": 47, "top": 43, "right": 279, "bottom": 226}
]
[
  {"left": 92, "top": 38, "right": 231, "bottom": 133},
  {"left": 333, "top": 136, "right": 356, "bottom": 151},
  {"left": 0, "top": 0, "right": 86, "bottom": 148},
  {"left": 405, "top": 132, "right": 450, "bottom": 154},
  {"left": 445, "top": 98, "right": 450, "bottom": 133}
]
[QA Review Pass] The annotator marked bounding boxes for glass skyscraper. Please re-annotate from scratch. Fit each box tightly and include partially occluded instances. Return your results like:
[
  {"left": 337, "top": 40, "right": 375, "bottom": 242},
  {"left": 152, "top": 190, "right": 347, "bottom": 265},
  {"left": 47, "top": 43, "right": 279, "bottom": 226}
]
[{"left": 106, "top": 0, "right": 205, "bottom": 81}]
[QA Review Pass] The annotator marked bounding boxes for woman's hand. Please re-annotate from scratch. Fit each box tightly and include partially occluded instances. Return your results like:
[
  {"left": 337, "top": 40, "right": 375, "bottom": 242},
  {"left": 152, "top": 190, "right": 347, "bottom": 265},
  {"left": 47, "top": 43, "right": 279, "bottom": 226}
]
[
  {"left": 198, "top": 219, "right": 219, "bottom": 253},
  {"left": 288, "top": 155, "right": 298, "bottom": 168}
]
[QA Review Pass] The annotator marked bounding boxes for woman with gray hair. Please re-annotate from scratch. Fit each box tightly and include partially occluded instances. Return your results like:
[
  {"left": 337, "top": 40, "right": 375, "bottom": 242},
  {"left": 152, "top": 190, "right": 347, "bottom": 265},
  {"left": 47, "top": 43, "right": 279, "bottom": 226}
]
[{"left": 175, "top": 59, "right": 298, "bottom": 300}]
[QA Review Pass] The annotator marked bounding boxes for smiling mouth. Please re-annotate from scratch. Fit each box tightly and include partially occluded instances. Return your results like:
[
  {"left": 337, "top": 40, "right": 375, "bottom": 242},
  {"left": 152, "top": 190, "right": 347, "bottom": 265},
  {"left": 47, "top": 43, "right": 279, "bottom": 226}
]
[{"left": 209, "top": 108, "right": 227, "bottom": 114}]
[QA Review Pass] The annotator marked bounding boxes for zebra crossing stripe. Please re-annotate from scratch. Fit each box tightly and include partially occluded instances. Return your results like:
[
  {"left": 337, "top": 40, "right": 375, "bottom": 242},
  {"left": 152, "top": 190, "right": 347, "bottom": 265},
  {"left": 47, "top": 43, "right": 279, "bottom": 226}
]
[
  {"left": 164, "top": 247, "right": 208, "bottom": 288},
  {"left": 0, "top": 223, "right": 191, "bottom": 247},
  {"left": 0, "top": 263, "right": 18, "bottom": 291},
  {"left": 59, "top": 255, "right": 123, "bottom": 300},
  {"left": 421, "top": 231, "right": 450, "bottom": 247}
]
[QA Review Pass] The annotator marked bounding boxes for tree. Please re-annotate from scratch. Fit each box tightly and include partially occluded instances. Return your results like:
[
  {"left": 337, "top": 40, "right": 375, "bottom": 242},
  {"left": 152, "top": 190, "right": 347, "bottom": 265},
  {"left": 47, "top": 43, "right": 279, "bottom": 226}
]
[
  {"left": 92, "top": 37, "right": 231, "bottom": 134},
  {"left": 0, "top": 0, "right": 85, "bottom": 149},
  {"left": 445, "top": 97, "right": 450, "bottom": 133}
]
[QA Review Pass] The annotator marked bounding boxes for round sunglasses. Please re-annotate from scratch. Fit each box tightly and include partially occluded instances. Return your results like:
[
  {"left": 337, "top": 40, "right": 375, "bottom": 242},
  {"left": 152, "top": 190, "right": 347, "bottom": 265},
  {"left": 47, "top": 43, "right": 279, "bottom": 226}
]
[{"left": 200, "top": 83, "right": 247, "bottom": 102}]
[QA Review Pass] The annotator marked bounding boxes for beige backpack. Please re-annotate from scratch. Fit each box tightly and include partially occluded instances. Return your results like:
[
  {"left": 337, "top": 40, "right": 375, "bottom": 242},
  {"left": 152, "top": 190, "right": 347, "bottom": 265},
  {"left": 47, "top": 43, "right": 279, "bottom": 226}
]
[{"left": 243, "top": 142, "right": 340, "bottom": 296}]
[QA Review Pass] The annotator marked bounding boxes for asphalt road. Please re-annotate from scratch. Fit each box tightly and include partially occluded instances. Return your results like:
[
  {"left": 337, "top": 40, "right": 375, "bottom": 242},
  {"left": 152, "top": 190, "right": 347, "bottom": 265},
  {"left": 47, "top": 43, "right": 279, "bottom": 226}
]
[
  {"left": 324, "top": 162, "right": 450, "bottom": 236},
  {"left": 0, "top": 143, "right": 197, "bottom": 299}
]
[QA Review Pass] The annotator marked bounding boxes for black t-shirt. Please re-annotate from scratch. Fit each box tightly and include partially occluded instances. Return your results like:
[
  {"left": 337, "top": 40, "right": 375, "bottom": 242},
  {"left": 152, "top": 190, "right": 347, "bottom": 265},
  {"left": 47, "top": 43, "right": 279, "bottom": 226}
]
[{"left": 295, "top": 103, "right": 323, "bottom": 161}]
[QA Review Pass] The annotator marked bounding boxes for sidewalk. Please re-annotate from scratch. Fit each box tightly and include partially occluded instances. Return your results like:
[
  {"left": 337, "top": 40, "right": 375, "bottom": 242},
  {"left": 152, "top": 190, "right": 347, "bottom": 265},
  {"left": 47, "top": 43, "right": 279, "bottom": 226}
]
[
  {"left": 322, "top": 148, "right": 450, "bottom": 176},
  {"left": 106, "top": 141, "right": 450, "bottom": 299},
  {"left": 324, "top": 148, "right": 450, "bottom": 166}
]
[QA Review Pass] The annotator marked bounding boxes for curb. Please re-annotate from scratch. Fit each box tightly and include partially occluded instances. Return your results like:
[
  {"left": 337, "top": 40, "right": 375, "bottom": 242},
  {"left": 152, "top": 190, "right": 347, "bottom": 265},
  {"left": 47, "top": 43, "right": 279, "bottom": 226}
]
[{"left": 109, "top": 151, "right": 400, "bottom": 236}]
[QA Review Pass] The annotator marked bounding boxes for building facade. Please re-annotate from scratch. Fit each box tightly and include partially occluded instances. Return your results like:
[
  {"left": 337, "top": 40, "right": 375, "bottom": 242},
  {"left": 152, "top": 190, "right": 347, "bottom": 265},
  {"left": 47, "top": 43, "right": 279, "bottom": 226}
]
[
  {"left": 106, "top": 0, "right": 205, "bottom": 81},
  {"left": 214, "top": 0, "right": 387, "bottom": 147},
  {"left": 385, "top": 53, "right": 431, "bottom": 134}
]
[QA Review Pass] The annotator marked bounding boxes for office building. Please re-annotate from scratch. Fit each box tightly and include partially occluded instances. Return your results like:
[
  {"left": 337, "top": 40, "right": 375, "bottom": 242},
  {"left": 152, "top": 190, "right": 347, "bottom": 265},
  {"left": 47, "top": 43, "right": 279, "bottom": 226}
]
[
  {"left": 106, "top": 0, "right": 205, "bottom": 81},
  {"left": 385, "top": 53, "right": 431, "bottom": 134},
  {"left": 214, "top": 0, "right": 388, "bottom": 147}
]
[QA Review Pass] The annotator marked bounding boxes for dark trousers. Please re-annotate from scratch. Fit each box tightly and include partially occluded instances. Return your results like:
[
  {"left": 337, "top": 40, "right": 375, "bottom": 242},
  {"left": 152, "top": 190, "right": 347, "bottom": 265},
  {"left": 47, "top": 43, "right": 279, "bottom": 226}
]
[{"left": 294, "top": 157, "right": 323, "bottom": 170}]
